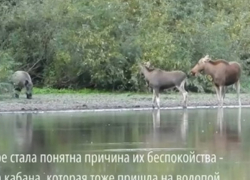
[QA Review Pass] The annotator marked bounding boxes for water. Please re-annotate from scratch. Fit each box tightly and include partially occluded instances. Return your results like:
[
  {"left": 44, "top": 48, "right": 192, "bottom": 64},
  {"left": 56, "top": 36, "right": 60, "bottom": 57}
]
[{"left": 0, "top": 108, "right": 249, "bottom": 179}]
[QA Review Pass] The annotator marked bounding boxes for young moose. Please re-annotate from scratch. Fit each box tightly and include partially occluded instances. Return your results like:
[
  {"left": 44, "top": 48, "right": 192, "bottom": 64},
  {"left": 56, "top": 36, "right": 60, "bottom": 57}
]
[
  {"left": 139, "top": 62, "right": 188, "bottom": 109},
  {"left": 190, "top": 55, "right": 241, "bottom": 107}
]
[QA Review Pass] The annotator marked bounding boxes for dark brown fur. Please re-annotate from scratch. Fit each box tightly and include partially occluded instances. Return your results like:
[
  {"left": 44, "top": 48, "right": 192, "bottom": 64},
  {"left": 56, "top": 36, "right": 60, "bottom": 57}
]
[{"left": 190, "top": 55, "right": 241, "bottom": 106}]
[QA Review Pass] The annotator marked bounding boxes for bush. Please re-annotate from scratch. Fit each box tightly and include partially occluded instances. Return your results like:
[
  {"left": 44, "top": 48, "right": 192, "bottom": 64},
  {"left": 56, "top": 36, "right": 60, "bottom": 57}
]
[{"left": 1, "top": 0, "right": 250, "bottom": 92}]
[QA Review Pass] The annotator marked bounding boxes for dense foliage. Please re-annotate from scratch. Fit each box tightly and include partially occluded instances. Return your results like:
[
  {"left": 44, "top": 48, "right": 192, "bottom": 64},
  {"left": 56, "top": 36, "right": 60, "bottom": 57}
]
[{"left": 1, "top": 0, "right": 250, "bottom": 92}]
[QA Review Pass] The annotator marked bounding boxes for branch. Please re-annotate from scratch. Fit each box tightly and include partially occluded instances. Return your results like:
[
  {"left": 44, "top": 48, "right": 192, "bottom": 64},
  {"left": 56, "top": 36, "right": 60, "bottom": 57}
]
[{"left": 28, "top": 59, "right": 43, "bottom": 73}]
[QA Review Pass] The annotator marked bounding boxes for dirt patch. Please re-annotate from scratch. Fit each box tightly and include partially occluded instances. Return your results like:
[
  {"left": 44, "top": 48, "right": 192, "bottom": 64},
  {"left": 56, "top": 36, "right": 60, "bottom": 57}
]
[{"left": 0, "top": 93, "right": 248, "bottom": 112}]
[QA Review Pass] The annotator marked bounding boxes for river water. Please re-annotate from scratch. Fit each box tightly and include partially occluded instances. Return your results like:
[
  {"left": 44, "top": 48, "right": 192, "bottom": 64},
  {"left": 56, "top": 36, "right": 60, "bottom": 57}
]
[{"left": 0, "top": 107, "right": 249, "bottom": 180}]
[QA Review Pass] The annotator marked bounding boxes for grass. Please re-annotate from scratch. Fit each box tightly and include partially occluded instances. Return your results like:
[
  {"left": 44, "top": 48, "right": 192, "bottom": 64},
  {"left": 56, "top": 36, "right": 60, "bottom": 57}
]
[
  {"left": 2, "top": 82, "right": 250, "bottom": 96},
  {"left": 33, "top": 87, "right": 108, "bottom": 94},
  {"left": 32, "top": 87, "right": 219, "bottom": 98},
  {"left": 33, "top": 87, "right": 147, "bottom": 95},
  {"left": 0, "top": 84, "right": 151, "bottom": 96}
]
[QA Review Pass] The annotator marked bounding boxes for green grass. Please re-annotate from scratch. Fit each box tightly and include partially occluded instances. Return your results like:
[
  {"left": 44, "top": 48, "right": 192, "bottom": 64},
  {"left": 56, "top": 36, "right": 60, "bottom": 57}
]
[
  {"left": 3, "top": 84, "right": 250, "bottom": 96},
  {"left": 33, "top": 87, "right": 108, "bottom": 94},
  {"left": 32, "top": 87, "right": 154, "bottom": 96},
  {"left": 35, "top": 87, "right": 157, "bottom": 96}
]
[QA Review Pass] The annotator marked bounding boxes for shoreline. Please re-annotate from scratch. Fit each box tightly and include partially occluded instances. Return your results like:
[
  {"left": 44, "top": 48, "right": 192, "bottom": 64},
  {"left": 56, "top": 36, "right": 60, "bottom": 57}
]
[
  {"left": 0, "top": 93, "right": 248, "bottom": 113},
  {"left": 0, "top": 105, "right": 246, "bottom": 114}
]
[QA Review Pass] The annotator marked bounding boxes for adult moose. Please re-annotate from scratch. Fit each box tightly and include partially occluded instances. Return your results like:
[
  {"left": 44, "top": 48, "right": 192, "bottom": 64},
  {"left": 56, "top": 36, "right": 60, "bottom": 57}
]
[
  {"left": 190, "top": 55, "right": 241, "bottom": 107},
  {"left": 139, "top": 62, "right": 188, "bottom": 109}
]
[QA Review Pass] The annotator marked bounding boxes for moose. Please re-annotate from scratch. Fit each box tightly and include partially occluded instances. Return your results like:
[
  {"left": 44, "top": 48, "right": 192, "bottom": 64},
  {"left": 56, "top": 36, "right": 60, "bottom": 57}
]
[
  {"left": 190, "top": 55, "right": 241, "bottom": 107},
  {"left": 139, "top": 62, "right": 188, "bottom": 109}
]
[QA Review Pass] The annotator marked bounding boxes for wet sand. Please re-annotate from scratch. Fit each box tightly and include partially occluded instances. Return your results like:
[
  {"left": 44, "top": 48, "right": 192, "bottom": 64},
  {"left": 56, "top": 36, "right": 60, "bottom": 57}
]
[{"left": 0, "top": 92, "right": 247, "bottom": 113}]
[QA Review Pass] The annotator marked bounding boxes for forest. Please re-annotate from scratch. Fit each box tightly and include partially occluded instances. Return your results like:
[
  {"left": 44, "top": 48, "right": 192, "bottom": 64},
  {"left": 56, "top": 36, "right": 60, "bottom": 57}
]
[{"left": 1, "top": 0, "right": 250, "bottom": 92}]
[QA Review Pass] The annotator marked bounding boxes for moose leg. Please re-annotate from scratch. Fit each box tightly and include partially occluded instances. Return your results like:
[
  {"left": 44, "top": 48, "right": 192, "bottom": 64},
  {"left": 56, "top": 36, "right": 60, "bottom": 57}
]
[
  {"left": 155, "top": 89, "right": 160, "bottom": 109},
  {"left": 214, "top": 85, "right": 220, "bottom": 105},
  {"left": 176, "top": 79, "right": 188, "bottom": 108},
  {"left": 222, "top": 86, "right": 226, "bottom": 100},
  {"left": 235, "top": 80, "right": 241, "bottom": 106},
  {"left": 152, "top": 89, "right": 156, "bottom": 108},
  {"left": 218, "top": 86, "right": 224, "bottom": 107}
]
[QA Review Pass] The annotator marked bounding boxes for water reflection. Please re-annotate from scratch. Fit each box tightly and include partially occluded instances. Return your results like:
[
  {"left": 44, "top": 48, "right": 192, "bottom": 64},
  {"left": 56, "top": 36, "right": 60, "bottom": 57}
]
[
  {"left": 214, "top": 107, "right": 242, "bottom": 154},
  {"left": 149, "top": 107, "right": 242, "bottom": 151},
  {"left": 217, "top": 107, "right": 241, "bottom": 137},
  {"left": 147, "top": 109, "right": 188, "bottom": 147},
  {"left": 0, "top": 107, "right": 249, "bottom": 179},
  {"left": 180, "top": 109, "right": 188, "bottom": 141},
  {"left": 152, "top": 109, "right": 161, "bottom": 129},
  {"left": 14, "top": 114, "right": 33, "bottom": 153}
]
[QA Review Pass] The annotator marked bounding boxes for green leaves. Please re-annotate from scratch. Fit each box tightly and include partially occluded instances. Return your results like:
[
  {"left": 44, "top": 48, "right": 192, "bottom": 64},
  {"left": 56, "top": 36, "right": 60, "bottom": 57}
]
[{"left": 1, "top": 0, "right": 250, "bottom": 92}]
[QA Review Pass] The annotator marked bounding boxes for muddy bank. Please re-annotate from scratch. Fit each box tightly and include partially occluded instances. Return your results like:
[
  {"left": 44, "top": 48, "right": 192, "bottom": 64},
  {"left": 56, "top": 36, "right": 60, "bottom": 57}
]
[{"left": 0, "top": 92, "right": 248, "bottom": 113}]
